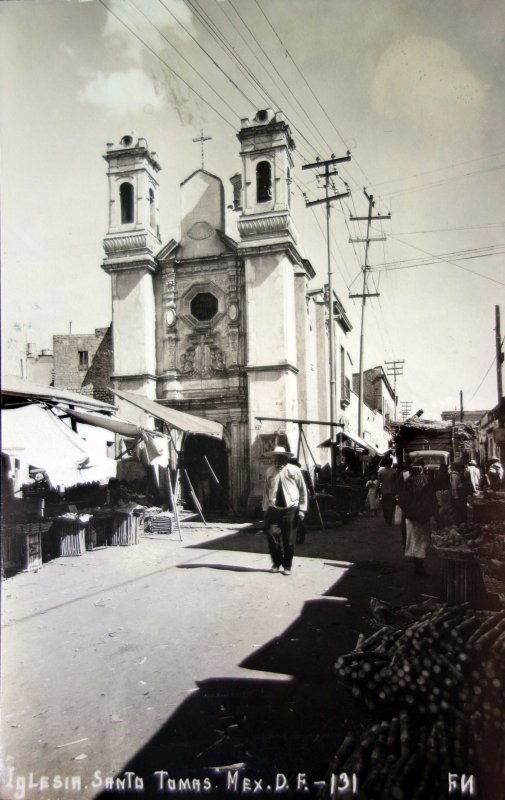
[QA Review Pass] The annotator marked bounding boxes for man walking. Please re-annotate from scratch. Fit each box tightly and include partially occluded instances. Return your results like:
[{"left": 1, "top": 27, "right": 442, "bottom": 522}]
[
  {"left": 378, "top": 456, "right": 397, "bottom": 524},
  {"left": 262, "top": 446, "right": 308, "bottom": 576}
]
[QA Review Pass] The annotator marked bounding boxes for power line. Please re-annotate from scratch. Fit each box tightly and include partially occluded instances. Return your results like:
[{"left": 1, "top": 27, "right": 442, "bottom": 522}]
[
  {"left": 377, "top": 222, "right": 505, "bottom": 236},
  {"left": 228, "top": 0, "right": 333, "bottom": 158},
  {"left": 378, "top": 235, "right": 505, "bottom": 287},
  {"left": 467, "top": 335, "right": 505, "bottom": 404},
  {"left": 373, "top": 149, "right": 505, "bottom": 187},
  {"left": 97, "top": 0, "right": 237, "bottom": 129},
  {"left": 254, "top": 0, "right": 372, "bottom": 192},
  {"left": 155, "top": 0, "right": 264, "bottom": 111},
  {"left": 372, "top": 243, "right": 505, "bottom": 269},
  {"left": 201, "top": 0, "right": 320, "bottom": 162},
  {"left": 128, "top": 0, "right": 241, "bottom": 121},
  {"left": 379, "top": 163, "right": 505, "bottom": 200}
]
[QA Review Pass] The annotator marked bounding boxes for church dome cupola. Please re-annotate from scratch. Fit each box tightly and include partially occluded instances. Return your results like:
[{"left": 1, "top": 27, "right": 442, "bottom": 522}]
[{"left": 236, "top": 109, "right": 296, "bottom": 242}]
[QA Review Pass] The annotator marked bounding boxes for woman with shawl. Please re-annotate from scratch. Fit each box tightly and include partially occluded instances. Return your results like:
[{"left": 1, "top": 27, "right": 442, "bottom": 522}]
[{"left": 401, "top": 458, "right": 438, "bottom": 575}]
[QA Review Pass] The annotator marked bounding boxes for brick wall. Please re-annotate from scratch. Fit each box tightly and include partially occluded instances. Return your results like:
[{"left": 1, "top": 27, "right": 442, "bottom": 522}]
[{"left": 53, "top": 326, "right": 113, "bottom": 403}]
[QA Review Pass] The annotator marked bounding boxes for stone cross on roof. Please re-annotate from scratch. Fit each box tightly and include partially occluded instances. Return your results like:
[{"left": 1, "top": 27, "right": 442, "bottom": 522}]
[{"left": 192, "top": 128, "right": 212, "bottom": 169}]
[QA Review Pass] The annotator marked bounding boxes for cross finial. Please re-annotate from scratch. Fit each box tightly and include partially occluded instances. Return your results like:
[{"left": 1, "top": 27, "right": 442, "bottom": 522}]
[{"left": 192, "top": 128, "right": 212, "bottom": 169}]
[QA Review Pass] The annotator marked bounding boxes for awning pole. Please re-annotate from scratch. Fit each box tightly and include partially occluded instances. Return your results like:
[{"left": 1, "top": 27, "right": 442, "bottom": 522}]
[{"left": 300, "top": 428, "right": 325, "bottom": 532}]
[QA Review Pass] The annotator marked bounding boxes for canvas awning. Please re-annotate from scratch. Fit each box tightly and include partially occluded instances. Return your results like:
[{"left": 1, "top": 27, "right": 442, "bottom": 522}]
[
  {"left": 319, "top": 430, "right": 383, "bottom": 455},
  {"left": 1, "top": 374, "right": 115, "bottom": 411},
  {"left": 60, "top": 406, "right": 142, "bottom": 437},
  {"left": 111, "top": 389, "right": 223, "bottom": 438},
  {"left": 2, "top": 404, "right": 117, "bottom": 489}
]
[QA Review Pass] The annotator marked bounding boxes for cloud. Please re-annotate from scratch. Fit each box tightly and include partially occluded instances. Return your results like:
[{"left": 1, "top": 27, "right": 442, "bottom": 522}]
[
  {"left": 102, "top": 0, "right": 195, "bottom": 65},
  {"left": 371, "top": 36, "right": 488, "bottom": 141},
  {"left": 78, "top": 68, "right": 164, "bottom": 114}
]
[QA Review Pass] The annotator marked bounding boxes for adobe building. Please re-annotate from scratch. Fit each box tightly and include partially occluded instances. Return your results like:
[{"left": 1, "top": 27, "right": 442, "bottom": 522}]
[
  {"left": 53, "top": 326, "right": 113, "bottom": 404},
  {"left": 101, "top": 111, "right": 354, "bottom": 512}
]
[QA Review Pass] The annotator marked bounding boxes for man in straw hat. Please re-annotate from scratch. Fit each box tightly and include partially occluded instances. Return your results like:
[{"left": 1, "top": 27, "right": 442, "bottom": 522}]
[{"left": 262, "top": 445, "right": 308, "bottom": 576}]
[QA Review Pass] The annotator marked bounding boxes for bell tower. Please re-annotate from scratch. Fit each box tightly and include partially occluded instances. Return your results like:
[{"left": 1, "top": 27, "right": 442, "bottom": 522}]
[
  {"left": 237, "top": 109, "right": 296, "bottom": 242},
  {"left": 101, "top": 134, "right": 161, "bottom": 401},
  {"left": 236, "top": 110, "right": 315, "bottom": 509}
]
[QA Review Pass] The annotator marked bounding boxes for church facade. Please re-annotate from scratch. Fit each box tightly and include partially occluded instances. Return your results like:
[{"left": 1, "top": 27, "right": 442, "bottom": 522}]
[{"left": 101, "top": 110, "right": 353, "bottom": 512}]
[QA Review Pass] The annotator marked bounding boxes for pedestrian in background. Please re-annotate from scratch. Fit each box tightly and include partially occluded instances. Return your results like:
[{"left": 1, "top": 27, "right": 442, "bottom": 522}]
[
  {"left": 434, "top": 462, "right": 451, "bottom": 526},
  {"left": 485, "top": 457, "right": 504, "bottom": 490},
  {"left": 262, "top": 446, "right": 308, "bottom": 576},
  {"left": 465, "top": 460, "right": 482, "bottom": 494},
  {"left": 402, "top": 458, "right": 438, "bottom": 575},
  {"left": 365, "top": 474, "right": 380, "bottom": 516},
  {"left": 378, "top": 456, "right": 397, "bottom": 524},
  {"left": 396, "top": 459, "right": 411, "bottom": 551}
]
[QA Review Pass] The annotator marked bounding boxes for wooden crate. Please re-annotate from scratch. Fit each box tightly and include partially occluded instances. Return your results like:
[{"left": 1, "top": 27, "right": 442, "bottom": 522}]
[{"left": 2, "top": 524, "right": 44, "bottom": 575}]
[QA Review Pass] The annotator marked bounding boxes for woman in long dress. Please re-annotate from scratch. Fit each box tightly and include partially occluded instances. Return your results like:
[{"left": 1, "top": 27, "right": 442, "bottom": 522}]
[
  {"left": 400, "top": 459, "right": 438, "bottom": 574},
  {"left": 365, "top": 475, "right": 380, "bottom": 516}
]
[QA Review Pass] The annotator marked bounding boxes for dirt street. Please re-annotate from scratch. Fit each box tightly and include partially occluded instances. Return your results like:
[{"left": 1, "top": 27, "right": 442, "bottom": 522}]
[{"left": 1, "top": 513, "right": 443, "bottom": 800}]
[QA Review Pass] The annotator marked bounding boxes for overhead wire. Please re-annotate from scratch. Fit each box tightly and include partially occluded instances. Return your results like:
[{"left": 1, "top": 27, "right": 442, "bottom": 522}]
[
  {"left": 127, "top": 0, "right": 243, "bottom": 120},
  {"left": 227, "top": 0, "right": 333, "bottom": 158},
  {"left": 155, "top": 0, "right": 266, "bottom": 111},
  {"left": 374, "top": 235, "right": 505, "bottom": 286},
  {"left": 467, "top": 336, "right": 505, "bottom": 405},
  {"left": 253, "top": 0, "right": 372, "bottom": 192},
  {"left": 97, "top": 0, "right": 237, "bottom": 129}
]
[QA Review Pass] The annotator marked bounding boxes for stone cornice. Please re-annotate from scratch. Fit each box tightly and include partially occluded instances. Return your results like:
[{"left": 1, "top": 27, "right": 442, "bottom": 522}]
[
  {"left": 237, "top": 212, "right": 293, "bottom": 241},
  {"left": 159, "top": 252, "right": 243, "bottom": 273},
  {"left": 246, "top": 363, "right": 299, "bottom": 375},
  {"left": 238, "top": 239, "right": 314, "bottom": 279},
  {"left": 102, "top": 257, "right": 158, "bottom": 275},
  {"left": 103, "top": 231, "right": 159, "bottom": 255},
  {"left": 111, "top": 373, "right": 158, "bottom": 382}
]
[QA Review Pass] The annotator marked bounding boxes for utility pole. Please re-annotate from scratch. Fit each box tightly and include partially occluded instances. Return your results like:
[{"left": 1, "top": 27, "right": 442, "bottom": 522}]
[
  {"left": 302, "top": 153, "right": 351, "bottom": 434},
  {"left": 496, "top": 305, "right": 503, "bottom": 402},
  {"left": 349, "top": 190, "right": 391, "bottom": 436},
  {"left": 460, "top": 389, "right": 464, "bottom": 422},
  {"left": 400, "top": 401, "right": 412, "bottom": 421},
  {"left": 385, "top": 359, "right": 405, "bottom": 422}
]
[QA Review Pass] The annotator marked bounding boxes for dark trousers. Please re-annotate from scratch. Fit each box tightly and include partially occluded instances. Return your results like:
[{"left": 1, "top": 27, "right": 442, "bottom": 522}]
[
  {"left": 382, "top": 493, "right": 396, "bottom": 524},
  {"left": 264, "top": 506, "right": 298, "bottom": 570}
]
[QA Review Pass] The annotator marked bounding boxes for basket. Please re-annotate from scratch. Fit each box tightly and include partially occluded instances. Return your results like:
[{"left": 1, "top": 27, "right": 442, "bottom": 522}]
[
  {"left": 108, "top": 512, "right": 140, "bottom": 546},
  {"left": 55, "top": 519, "right": 88, "bottom": 556}
]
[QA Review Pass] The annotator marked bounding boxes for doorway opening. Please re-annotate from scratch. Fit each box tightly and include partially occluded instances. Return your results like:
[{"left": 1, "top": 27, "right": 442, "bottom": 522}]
[{"left": 183, "top": 434, "right": 229, "bottom": 513}]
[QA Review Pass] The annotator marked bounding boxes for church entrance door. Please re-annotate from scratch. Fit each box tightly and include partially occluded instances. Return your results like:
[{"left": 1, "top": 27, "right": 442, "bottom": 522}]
[{"left": 183, "top": 434, "right": 229, "bottom": 514}]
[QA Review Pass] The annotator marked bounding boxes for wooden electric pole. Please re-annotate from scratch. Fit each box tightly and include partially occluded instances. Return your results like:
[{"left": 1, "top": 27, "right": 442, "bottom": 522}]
[
  {"left": 496, "top": 305, "right": 503, "bottom": 402},
  {"left": 385, "top": 359, "right": 405, "bottom": 422},
  {"left": 302, "top": 153, "right": 351, "bottom": 433},
  {"left": 349, "top": 190, "right": 391, "bottom": 436}
]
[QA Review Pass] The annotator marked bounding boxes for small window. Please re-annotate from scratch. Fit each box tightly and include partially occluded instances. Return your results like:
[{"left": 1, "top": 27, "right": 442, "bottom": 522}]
[
  {"left": 190, "top": 293, "right": 218, "bottom": 322},
  {"left": 149, "top": 187, "right": 155, "bottom": 228},
  {"left": 78, "top": 350, "right": 89, "bottom": 369},
  {"left": 256, "top": 160, "right": 272, "bottom": 203},
  {"left": 120, "top": 182, "right": 134, "bottom": 224}
]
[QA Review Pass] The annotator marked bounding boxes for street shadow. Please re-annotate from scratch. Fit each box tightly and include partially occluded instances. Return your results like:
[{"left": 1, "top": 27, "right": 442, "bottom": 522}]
[
  {"left": 177, "top": 563, "right": 273, "bottom": 574},
  {"left": 93, "top": 575, "right": 367, "bottom": 800}
]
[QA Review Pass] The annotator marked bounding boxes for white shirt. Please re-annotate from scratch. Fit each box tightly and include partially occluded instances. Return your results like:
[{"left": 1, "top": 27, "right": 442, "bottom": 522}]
[{"left": 262, "top": 463, "right": 308, "bottom": 513}]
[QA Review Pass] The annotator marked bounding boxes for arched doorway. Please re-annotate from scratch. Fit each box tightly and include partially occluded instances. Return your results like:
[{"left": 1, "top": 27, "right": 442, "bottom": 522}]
[{"left": 183, "top": 434, "right": 229, "bottom": 513}]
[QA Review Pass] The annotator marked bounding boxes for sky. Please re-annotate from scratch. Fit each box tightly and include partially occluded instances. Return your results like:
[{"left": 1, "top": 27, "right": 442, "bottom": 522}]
[{"left": 1, "top": 0, "right": 504, "bottom": 420}]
